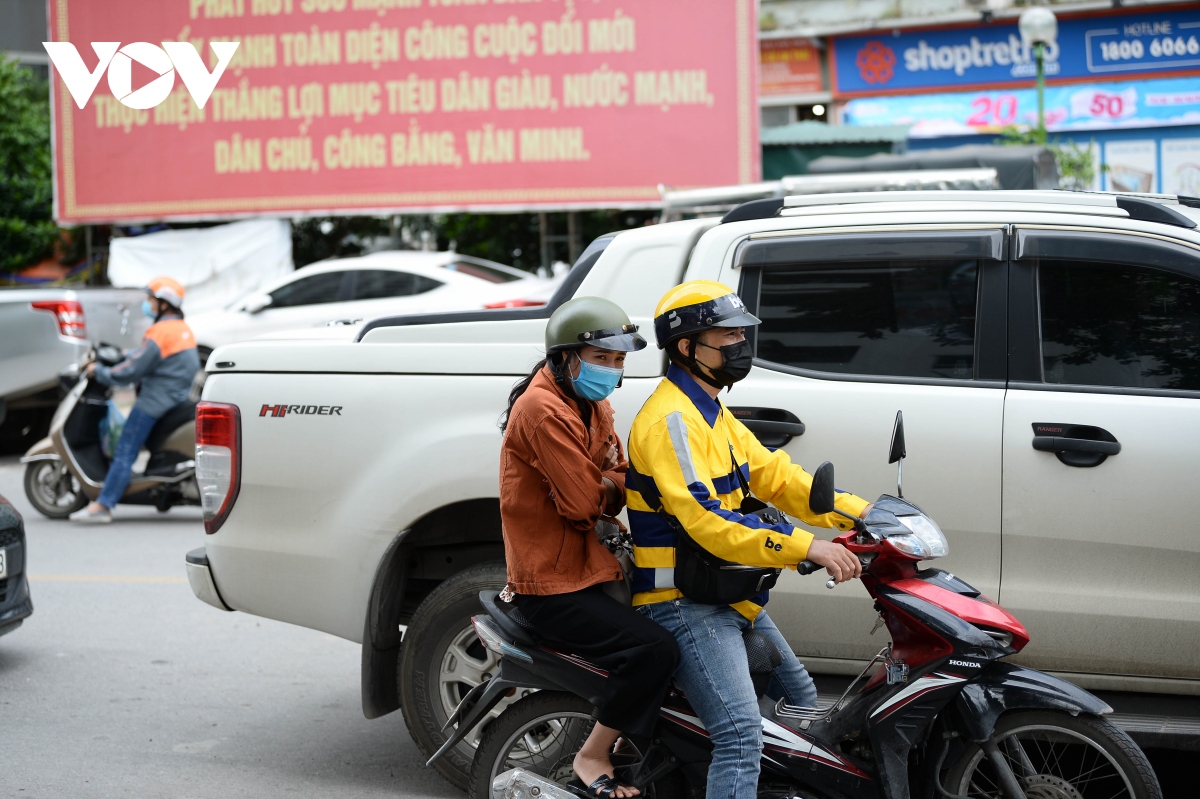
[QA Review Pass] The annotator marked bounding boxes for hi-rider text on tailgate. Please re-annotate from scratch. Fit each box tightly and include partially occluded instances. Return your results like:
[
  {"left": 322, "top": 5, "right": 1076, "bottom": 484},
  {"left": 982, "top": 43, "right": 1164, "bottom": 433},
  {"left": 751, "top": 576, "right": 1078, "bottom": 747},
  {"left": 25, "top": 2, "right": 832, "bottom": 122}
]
[{"left": 260, "top": 404, "right": 343, "bottom": 417}]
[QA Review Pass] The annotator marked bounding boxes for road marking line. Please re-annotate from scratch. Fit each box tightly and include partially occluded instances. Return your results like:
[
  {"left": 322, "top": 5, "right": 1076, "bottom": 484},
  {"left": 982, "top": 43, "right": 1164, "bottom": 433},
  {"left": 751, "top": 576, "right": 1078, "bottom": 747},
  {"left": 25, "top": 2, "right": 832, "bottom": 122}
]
[{"left": 29, "top": 575, "right": 188, "bottom": 584}]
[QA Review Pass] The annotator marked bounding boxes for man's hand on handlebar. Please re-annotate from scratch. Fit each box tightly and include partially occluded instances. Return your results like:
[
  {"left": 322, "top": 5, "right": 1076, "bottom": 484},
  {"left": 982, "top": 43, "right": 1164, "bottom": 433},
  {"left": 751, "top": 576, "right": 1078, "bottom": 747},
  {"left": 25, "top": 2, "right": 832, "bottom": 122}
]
[{"left": 805, "top": 539, "right": 862, "bottom": 584}]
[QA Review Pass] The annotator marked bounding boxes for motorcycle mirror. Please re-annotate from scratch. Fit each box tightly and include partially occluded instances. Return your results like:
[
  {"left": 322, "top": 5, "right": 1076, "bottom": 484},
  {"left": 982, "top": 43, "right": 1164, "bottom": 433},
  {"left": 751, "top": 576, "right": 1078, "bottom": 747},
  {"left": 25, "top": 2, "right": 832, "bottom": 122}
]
[
  {"left": 809, "top": 461, "right": 837, "bottom": 515},
  {"left": 888, "top": 411, "right": 906, "bottom": 464},
  {"left": 889, "top": 410, "right": 906, "bottom": 498},
  {"left": 244, "top": 294, "right": 273, "bottom": 314}
]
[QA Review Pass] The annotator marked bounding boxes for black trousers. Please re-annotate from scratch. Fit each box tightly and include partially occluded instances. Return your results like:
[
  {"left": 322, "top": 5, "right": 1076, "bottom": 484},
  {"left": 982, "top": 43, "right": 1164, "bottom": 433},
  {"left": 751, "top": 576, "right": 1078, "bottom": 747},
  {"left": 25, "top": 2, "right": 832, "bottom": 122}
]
[{"left": 514, "top": 584, "right": 680, "bottom": 738}]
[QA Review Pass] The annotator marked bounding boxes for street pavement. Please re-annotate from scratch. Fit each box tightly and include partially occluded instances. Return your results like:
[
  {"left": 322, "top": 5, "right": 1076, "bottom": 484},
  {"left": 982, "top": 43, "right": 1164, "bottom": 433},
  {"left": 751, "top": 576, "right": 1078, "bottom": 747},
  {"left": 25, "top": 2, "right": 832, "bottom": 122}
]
[
  {"left": 0, "top": 453, "right": 1189, "bottom": 797},
  {"left": 0, "top": 456, "right": 459, "bottom": 799}
]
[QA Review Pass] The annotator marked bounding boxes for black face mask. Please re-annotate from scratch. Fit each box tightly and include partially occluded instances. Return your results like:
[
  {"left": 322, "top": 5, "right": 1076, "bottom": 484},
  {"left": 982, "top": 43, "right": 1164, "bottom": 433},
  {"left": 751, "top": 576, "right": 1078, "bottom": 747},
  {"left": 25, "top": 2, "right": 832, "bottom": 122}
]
[{"left": 692, "top": 339, "right": 754, "bottom": 389}]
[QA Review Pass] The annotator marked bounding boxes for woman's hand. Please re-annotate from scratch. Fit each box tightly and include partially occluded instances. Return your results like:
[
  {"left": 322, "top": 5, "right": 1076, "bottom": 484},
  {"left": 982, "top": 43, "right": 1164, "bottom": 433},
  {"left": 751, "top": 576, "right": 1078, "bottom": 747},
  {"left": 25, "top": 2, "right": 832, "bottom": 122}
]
[
  {"left": 601, "top": 443, "right": 620, "bottom": 472},
  {"left": 601, "top": 477, "right": 621, "bottom": 513}
]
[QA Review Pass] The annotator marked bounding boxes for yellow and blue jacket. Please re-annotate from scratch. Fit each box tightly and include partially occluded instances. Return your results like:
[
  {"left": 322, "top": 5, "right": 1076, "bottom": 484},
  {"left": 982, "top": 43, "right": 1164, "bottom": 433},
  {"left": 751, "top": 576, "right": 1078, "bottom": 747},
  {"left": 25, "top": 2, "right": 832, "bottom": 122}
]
[{"left": 627, "top": 364, "right": 869, "bottom": 620}]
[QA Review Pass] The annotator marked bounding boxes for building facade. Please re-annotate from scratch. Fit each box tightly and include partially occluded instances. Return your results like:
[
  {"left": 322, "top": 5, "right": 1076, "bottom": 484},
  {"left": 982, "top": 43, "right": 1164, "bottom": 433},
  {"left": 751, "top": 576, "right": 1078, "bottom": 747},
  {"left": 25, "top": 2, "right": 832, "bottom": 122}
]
[{"left": 759, "top": 0, "right": 1200, "bottom": 195}]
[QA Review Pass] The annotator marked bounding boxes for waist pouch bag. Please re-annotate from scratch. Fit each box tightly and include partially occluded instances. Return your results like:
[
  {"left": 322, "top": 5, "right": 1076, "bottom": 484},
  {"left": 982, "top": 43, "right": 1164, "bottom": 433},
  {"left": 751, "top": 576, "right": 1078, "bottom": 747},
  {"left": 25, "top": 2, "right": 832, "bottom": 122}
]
[{"left": 630, "top": 448, "right": 782, "bottom": 606}]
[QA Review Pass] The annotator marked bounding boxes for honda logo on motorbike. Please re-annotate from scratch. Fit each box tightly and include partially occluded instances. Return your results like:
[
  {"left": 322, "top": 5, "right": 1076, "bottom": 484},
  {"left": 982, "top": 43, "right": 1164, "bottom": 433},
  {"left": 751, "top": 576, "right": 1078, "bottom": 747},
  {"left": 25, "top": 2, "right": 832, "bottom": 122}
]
[
  {"left": 260, "top": 404, "right": 343, "bottom": 417},
  {"left": 42, "top": 41, "right": 240, "bottom": 110},
  {"left": 948, "top": 659, "right": 981, "bottom": 668}
]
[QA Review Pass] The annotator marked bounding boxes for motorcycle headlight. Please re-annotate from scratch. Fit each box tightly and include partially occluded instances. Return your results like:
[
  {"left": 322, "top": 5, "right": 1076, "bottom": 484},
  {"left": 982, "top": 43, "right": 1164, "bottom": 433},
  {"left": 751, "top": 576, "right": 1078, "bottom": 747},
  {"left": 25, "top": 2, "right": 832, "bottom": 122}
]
[{"left": 889, "top": 514, "right": 949, "bottom": 559}]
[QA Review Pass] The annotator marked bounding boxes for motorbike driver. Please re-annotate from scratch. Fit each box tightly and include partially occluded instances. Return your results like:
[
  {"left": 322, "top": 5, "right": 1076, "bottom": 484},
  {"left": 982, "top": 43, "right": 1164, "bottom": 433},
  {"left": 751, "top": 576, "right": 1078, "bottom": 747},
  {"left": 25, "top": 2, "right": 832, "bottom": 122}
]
[
  {"left": 626, "top": 281, "right": 868, "bottom": 799},
  {"left": 70, "top": 276, "right": 199, "bottom": 524}
]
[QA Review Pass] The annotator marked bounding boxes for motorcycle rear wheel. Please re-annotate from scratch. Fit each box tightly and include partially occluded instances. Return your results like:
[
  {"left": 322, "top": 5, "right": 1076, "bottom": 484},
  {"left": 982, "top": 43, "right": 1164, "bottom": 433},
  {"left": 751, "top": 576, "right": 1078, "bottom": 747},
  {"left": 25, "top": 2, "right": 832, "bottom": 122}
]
[
  {"left": 24, "top": 461, "right": 87, "bottom": 519},
  {"left": 945, "top": 710, "right": 1161, "bottom": 799},
  {"left": 469, "top": 691, "right": 686, "bottom": 799}
]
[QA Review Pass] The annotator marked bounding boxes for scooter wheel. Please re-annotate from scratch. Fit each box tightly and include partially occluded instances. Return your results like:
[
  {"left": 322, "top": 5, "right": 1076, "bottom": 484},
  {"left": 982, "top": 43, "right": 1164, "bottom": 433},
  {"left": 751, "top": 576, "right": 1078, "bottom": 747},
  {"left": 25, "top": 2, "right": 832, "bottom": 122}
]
[
  {"left": 944, "top": 709, "right": 1162, "bottom": 799},
  {"left": 23, "top": 461, "right": 87, "bottom": 519},
  {"left": 469, "top": 691, "right": 688, "bottom": 799}
]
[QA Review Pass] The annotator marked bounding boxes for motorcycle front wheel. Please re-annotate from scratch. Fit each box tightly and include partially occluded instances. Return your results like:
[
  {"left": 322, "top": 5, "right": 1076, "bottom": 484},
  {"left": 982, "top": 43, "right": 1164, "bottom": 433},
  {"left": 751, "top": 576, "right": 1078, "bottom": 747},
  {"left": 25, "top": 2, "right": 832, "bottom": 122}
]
[
  {"left": 945, "top": 710, "right": 1162, "bottom": 799},
  {"left": 24, "top": 460, "right": 87, "bottom": 519},
  {"left": 469, "top": 691, "right": 686, "bottom": 799}
]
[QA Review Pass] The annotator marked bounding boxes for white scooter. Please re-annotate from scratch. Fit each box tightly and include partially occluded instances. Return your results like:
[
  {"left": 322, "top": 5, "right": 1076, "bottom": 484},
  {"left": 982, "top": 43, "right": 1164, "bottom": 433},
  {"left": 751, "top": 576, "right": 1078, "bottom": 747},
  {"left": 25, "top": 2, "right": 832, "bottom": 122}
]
[{"left": 20, "top": 344, "right": 200, "bottom": 519}]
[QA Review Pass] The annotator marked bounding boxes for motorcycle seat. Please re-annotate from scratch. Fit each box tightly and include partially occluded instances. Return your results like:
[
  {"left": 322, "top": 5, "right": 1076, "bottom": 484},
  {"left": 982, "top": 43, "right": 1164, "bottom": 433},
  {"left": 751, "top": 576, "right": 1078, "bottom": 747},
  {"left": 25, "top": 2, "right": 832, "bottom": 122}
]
[
  {"left": 478, "top": 590, "right": 542, "bottom": 647},
  {"left": 145, "top": 402, "right": 196, "bottom": 453}
]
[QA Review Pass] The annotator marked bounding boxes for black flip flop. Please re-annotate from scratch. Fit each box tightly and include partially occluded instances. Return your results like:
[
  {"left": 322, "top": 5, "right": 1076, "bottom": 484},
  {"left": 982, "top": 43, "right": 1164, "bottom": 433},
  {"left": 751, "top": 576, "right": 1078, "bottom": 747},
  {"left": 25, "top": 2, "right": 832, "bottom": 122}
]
[{"left": 565, "top": 774, "right": 640, "bottom": 799}]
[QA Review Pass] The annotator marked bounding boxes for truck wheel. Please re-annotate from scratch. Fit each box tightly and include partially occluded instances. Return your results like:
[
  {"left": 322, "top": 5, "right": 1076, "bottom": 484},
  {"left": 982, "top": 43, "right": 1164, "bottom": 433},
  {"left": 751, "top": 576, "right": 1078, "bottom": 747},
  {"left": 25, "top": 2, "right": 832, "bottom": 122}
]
[
  {"left": 24, "top": 460, "right": 87, "bottom": 519},
  {"left": 399, "top": 560, "right": 530, "bottom": 790}
]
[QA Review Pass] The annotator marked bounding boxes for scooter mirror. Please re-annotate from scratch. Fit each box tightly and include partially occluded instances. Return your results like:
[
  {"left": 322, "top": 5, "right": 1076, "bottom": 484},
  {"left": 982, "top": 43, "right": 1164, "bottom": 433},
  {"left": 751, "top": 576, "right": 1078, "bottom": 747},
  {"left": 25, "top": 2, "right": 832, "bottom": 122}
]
[
  {"left": 809, "top": 461, "right": 837, "bottom": 515},
  {"left": 888, "top": 411, "right": 906, "bottom": 465}
]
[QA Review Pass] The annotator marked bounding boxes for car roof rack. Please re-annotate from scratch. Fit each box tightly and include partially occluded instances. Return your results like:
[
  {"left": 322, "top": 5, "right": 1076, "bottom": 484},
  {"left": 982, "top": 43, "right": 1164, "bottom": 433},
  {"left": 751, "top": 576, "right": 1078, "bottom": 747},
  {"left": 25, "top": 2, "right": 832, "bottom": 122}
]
[
  {"left": 719, "top": 187, "right": 1200, "bottom": 230},
  {"left": 1113, "top": 195, "right": 1196, "bottom": 229},
  {"left": 673, "top": 169, "right": 999, "bottom": 224}
]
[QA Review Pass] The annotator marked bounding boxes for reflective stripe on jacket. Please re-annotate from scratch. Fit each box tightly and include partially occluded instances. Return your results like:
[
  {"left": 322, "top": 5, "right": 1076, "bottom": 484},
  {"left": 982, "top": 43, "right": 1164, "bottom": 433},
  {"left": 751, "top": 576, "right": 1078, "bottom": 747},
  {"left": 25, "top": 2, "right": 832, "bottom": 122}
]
[
  {"left": 627, "top": 363, "right": 869, "bottom": 620},
  {"left": 94, "top": 315, "right": 199, "bottom": 419}
]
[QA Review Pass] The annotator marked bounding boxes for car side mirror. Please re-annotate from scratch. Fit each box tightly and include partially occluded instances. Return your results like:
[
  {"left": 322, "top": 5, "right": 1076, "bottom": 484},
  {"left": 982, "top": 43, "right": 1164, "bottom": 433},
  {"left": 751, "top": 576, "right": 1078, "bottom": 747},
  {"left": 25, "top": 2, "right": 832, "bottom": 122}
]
[
  {"left": 809, "top": 461, "right": 837, "bottom": 515},
  {"left": 244, "top": 294, "right": 272, "bottom": 314}
]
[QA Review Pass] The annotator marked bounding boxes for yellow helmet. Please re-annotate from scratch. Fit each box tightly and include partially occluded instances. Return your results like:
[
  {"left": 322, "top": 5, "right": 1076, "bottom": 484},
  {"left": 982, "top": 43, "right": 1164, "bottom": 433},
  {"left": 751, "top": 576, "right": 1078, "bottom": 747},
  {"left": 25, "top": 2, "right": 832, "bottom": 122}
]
[{"left": 652, "top": 280, "right": 760, "bottom": 349}]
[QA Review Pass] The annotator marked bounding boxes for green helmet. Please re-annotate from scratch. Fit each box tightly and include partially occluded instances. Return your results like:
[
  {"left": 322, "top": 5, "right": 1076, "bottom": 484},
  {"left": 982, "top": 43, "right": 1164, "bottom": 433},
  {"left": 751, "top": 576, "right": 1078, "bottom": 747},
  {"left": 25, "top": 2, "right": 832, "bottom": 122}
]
[{"left": 545, "top": 297, "right": 647, "bottom": 354}]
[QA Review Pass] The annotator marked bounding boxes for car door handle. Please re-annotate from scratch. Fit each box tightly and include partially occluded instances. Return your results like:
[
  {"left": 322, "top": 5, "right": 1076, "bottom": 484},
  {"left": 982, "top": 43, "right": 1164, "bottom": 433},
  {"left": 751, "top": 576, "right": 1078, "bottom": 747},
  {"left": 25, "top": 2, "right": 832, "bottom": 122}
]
[
  {"left": 1032, "top": 437, "right": 1120, "bottom": 455},
  {"left": 1031, "top": 423, "right": 1120, "bottom": 468},
  {"left": 727, "top": 407, "right": 805, "bottom": 447}
]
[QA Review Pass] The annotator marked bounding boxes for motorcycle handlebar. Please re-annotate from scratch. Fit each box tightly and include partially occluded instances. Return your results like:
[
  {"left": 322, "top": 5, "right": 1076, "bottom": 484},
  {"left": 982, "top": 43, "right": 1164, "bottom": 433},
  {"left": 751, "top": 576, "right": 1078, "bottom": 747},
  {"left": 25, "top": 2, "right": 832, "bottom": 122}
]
[{"left": 799, "top": 558, "right": 852, "bottom": 590}]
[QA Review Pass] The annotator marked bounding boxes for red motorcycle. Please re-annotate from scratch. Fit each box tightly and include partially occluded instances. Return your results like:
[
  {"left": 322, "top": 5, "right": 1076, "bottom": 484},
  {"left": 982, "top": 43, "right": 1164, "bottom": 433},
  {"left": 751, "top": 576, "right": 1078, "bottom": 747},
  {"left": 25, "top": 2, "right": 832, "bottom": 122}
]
[{"left": 434, "top": 412, "right": 1161, "bottom": 799}]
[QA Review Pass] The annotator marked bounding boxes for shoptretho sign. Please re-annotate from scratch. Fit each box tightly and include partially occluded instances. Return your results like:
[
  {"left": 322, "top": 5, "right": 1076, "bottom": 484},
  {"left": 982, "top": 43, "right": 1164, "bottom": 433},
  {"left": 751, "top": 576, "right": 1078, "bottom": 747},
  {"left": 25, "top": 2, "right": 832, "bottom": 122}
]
[
  {"left": 843, "top": 76, "right": 1200, "bottom": 137},
  {"left": 832, "top": 6, "right": 1200, "bottom": 97},
  {"left": 47, "top": 0, "right": 758, "bottom": 224}
]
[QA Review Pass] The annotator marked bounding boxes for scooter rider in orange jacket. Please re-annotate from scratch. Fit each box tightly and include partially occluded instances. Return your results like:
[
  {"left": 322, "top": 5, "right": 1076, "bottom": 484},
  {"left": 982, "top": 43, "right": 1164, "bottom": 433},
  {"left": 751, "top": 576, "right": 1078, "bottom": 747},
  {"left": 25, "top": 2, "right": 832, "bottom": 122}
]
[{"left": 70, "top": 277, "right": 200, "bottom": 523}]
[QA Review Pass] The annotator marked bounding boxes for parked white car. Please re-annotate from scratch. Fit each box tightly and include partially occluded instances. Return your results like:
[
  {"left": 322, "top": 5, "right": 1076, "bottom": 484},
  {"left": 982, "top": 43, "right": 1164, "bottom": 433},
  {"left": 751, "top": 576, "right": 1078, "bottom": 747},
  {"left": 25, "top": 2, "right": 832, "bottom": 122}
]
[{"left": 186, "top": 251, "right": 549, "bottom": 360}]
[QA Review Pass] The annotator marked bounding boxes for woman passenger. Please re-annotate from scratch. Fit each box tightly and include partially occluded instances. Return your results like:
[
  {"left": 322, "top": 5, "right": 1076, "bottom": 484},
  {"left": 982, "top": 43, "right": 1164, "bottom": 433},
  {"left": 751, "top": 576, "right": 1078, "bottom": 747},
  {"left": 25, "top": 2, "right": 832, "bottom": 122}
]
[{"left": 499, "top": 297, "right": 679, "bottom": 799}]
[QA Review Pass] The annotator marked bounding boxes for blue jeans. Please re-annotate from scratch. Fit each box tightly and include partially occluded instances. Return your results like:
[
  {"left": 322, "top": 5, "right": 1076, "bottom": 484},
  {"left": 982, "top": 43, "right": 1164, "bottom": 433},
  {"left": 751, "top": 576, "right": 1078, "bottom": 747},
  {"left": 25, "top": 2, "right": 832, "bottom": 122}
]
[
  {"left": 637, "top": 599, "right": 817, "bottom": 799},
  {"left": 97, "top": 406, "right": 158, "bottom": 508}
]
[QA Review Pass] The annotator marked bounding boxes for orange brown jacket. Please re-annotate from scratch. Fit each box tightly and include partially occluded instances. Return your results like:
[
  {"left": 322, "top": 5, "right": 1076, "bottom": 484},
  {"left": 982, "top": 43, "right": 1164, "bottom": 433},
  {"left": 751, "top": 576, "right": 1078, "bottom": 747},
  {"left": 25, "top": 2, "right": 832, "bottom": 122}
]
[{"left": 500, "top": 365, "right": 626, "bottom": 595}]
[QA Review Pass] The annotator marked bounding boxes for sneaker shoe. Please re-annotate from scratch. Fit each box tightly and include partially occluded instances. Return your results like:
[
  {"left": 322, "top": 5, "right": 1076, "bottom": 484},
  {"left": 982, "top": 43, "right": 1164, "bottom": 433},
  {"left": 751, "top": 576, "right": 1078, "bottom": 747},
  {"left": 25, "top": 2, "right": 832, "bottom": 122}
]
[{"left": 69, "top": 506, "right": 112, "bottom": 523}]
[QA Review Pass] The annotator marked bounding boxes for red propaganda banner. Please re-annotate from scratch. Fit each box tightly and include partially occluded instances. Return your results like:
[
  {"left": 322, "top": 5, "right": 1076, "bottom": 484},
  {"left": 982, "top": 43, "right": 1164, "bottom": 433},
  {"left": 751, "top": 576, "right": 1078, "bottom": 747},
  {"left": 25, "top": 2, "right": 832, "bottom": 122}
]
[
  {"left": 47, "top": 0, "right": 759, "bottom": 223},
  {"left": 759, "top": 37, "right": 822, "bottom": 96}
]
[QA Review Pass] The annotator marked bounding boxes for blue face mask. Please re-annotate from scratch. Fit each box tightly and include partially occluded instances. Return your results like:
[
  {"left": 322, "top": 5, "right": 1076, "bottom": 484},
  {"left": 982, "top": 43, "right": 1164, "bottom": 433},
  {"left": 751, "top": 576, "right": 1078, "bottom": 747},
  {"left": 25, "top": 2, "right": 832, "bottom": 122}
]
[
  {"left": 142, "top": 300, "right": 156, "bottom": 319},
  {"left": 570, "top": 357, "right": 623, "bottom": 401}
]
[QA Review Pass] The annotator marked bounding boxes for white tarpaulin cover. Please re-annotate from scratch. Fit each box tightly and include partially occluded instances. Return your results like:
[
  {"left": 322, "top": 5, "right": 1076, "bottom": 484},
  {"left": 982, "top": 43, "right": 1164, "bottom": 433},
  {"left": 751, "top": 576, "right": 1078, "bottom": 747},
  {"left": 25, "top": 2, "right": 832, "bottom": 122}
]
[{"left": 107, "top": 219, "right": 293, "bottom": 315}]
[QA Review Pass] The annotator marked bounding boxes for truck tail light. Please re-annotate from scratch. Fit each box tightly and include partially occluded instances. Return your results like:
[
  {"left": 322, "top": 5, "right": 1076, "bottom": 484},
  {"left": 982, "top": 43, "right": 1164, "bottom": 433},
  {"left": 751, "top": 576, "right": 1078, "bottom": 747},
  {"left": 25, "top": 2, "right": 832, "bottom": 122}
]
[
  {"left": 196, "top": 402, "right": 241, "bottom": 534},
  {"left": 30, "top": 300, "right": 87, "bottom": 340},
  {"left": 483, "top": 298, "right": 546, "bottom": 309}
]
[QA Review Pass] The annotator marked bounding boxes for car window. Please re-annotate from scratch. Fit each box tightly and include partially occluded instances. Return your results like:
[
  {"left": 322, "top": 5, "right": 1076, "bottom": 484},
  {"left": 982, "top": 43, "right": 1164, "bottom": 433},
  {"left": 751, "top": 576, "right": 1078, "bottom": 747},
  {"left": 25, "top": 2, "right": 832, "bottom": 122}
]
[
  {"left": 756, "top": 260, "right": 978, "bottom": 379},
  {"left": 1039, "top": 261, "right": 1200, "bottom": 390},
  {"left": 442, "top": 261, "right": 523, "bottom": 283},
  {"left": 268, "top": 272, "right": 346, "bottom": 308},
  {"left": 351, "top": 270, "right": 442, "bottom": 300}
]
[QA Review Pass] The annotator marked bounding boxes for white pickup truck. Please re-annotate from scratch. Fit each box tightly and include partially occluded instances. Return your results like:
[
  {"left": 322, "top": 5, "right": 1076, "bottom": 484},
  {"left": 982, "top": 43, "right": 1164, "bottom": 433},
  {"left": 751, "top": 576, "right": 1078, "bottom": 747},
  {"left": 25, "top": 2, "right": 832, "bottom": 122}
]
[{"left": 190, "top": 191, "right": 1200, "bottom": 788}]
